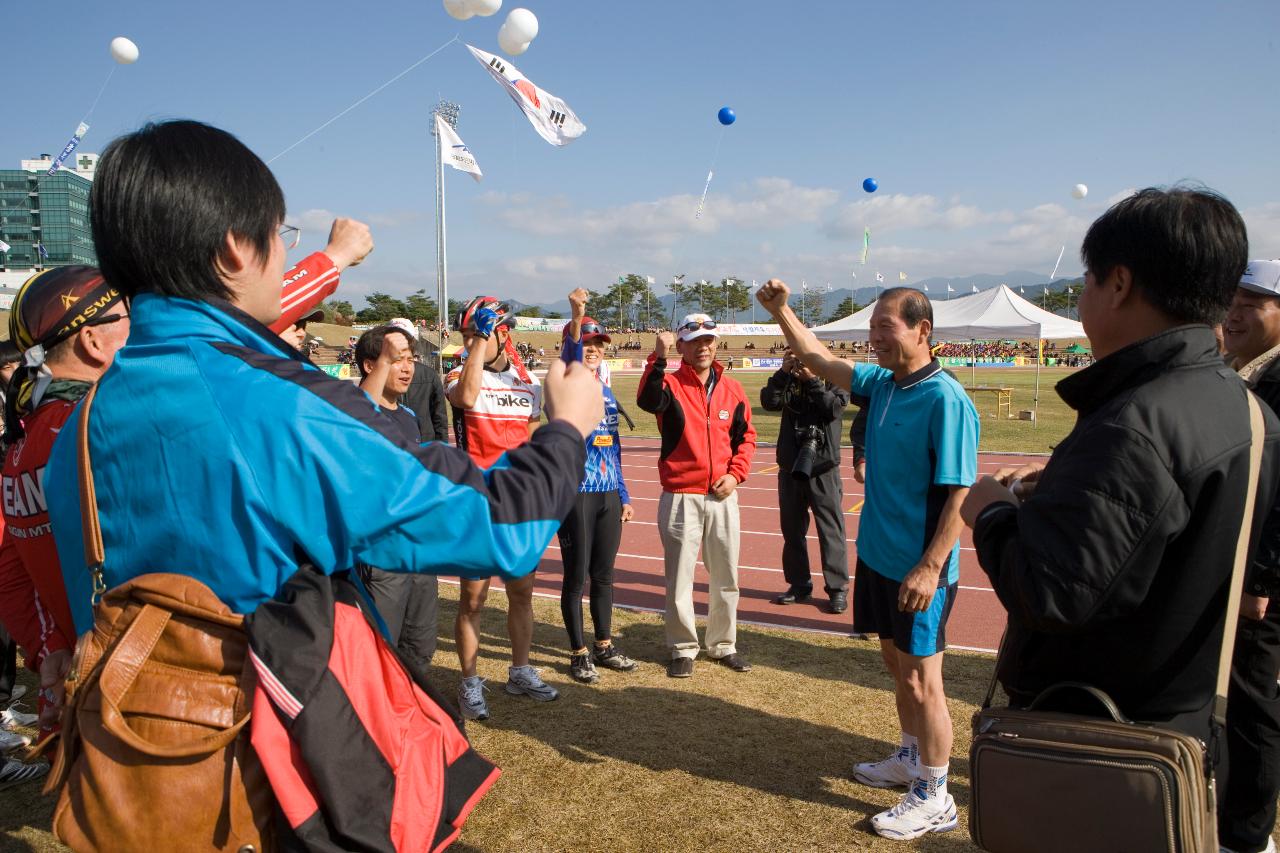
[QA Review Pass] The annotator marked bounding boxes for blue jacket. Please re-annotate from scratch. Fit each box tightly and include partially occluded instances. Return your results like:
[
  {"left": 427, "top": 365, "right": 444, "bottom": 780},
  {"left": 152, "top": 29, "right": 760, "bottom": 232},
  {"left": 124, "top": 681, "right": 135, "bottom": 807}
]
[{"left": 47, "top": 295, "right": 585, "bottom": 635}]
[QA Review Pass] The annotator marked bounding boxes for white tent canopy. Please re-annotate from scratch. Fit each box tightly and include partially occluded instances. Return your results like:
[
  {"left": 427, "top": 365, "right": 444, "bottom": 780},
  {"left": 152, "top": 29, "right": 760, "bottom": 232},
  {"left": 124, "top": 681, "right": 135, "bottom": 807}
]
[{"left": 811, "top": 284, "right": 1085, "bottom": 341}]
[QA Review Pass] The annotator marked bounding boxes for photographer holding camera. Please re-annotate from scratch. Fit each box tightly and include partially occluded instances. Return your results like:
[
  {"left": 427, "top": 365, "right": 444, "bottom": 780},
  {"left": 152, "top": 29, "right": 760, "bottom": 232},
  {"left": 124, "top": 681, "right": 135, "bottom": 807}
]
[{"left": 762, "top": 348, "right": 851, "bottom": 613}]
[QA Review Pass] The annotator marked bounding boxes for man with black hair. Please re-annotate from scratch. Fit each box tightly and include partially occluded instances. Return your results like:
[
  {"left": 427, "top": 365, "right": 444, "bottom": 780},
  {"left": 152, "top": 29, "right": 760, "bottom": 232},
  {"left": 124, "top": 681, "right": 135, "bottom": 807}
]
[
  {"left": 351, "top": 324, "right": 441, "bottom": 678},
  {"left": 757, "top": 282, "right": 978, "bottom": 842},
  {"left": 960, "top": 191, "right": 1280, "bottom": 835},
  {"left": 761, "top": 347, "right": 850, "bottom": 613},
  {"left": 40, "top": 122, "right": 602, "bottom": 775},
  {"left": 1218, "top": 258, "right": 1280, "bottom": 853}
]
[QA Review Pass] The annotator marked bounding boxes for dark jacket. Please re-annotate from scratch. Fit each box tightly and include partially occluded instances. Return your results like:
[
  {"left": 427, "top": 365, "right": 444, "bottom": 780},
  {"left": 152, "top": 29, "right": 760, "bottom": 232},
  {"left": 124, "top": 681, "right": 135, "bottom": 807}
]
[
  {"left": 973, "top": 326, "right": 1280, "bottom": 729},
  {"left": 760, "top": 369, "right": 848, "bottom": 475},
  {"left": 403, "top": 361, "right": 448, "bottom": 442},
  {"left": 1244, "top": 353, "right": 1280, "bottom": 597}
]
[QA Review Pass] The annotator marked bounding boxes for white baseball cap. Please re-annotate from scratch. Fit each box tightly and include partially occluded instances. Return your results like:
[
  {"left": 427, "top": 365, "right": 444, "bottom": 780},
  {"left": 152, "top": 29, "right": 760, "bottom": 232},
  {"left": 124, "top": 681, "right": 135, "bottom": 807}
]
[
  {"left": 1240, "top": 260, "right": 1280, "bottom": 298},
  {"left": 676, "top": 313, "right": 719, "bottom": 342},
  {"left": 387, "top": 317, "right": 419, "bottom": 340}
]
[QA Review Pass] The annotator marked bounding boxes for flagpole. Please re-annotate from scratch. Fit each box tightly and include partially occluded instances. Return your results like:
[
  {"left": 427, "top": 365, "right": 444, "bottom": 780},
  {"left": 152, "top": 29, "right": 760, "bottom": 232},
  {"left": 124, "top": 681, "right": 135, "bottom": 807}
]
[{"left": 433, "top": 100, "right": 461, "bottom": 346}]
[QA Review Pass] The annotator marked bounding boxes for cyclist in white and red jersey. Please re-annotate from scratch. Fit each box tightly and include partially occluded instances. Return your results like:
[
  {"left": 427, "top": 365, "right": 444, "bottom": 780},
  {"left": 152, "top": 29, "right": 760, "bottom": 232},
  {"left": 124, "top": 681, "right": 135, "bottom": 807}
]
[{"left": 446, "top": 296, "right": 557, "bottom": 720}]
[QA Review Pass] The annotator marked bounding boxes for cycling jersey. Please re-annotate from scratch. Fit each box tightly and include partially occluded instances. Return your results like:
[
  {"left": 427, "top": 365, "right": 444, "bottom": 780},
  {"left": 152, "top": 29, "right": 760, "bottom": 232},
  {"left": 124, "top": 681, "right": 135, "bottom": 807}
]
[{"left": 446, "top": 363, "right": 541, "bottom": 468}]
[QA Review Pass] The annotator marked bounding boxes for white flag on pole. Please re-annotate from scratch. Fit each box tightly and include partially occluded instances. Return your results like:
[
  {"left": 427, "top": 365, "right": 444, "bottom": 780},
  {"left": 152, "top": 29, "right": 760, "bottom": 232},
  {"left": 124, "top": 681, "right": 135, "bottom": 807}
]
[
  {"left": 436, "top": 115, "right": 483, "bottom": 182},
  {"left": 466, "top": 45, "right": 586, "bottom": 146},
  {"left": 875, "top": 272, "right": 884, "bottom": 283},
  {"left": 0, "top": 239, "right": 9, "bottom": 253},
  {"left": 946, "top": 284, "right": 955, "bottom": 293},
  {"left": 923, "top": 284, "right": 929, "bottom": 292}
]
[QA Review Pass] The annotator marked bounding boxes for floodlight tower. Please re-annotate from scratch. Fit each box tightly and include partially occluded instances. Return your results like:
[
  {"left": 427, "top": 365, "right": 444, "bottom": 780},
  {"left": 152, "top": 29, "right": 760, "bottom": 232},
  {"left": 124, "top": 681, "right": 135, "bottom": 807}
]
[{"left": 432, "top": 100, "right": 461, "bottom": 339}]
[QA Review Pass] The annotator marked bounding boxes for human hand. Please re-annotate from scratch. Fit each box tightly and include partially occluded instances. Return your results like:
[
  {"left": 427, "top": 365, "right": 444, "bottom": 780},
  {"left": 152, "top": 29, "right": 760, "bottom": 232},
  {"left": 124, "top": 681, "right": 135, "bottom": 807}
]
[
  {"left": 960, "top": 476, "right": 1019, "bottom": 528},
  {"left": 898, "top": 564, "right": 938, "bottom": 613},
  {"left": 991, "top": 462, "right": 1047, "bottom": 498},
  {"left": 569, "top": 287, "right": 590, "bottom": 321},
  {"left": 655, "top": 331, "right": 676, "bottom": 359},
  {"left": 543, "top": 359, "right": 605, "bottom": 439},
  {"left": 781, "top": 352, "right": 797, "bottom": 373},
  {"left": 472, "top": 306, "right": 501, "bottom": 340},
  {"left": 323, "top": 218, "right": 374, "bottom": 270},
  {"left": 711, "top": 474, "right": 738, "bottom": 499},
  {"left": 1241, "top": 594, "right": 1269, "bottom": 622},
  {"left": 38, "top": 648, "right": 71, "bottom": 731},
  {"left": 756, "top": 279, "right": 791, "bottom": 315},
  {"left": 854, "top": 459, "right": 866, "bottom": 484},
  {"left": 621, "top": 503, "right": 634, "bottom": 523}
]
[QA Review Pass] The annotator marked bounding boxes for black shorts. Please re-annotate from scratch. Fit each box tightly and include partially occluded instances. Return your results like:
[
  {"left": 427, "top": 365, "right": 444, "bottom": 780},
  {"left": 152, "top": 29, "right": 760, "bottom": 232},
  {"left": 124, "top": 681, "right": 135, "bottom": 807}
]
[{"left": 853, "top": 558, "right": 957, "bottom": 657}]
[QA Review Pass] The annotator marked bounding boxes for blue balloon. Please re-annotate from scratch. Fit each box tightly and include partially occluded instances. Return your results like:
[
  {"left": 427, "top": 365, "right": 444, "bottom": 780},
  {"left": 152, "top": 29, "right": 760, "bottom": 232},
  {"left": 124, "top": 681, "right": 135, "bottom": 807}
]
[
  {"left": 718, "top": 107, "right": 736, "bottom": 126},
  {"left": 863, "top": 177, "right": 878, "bottom": 193}
]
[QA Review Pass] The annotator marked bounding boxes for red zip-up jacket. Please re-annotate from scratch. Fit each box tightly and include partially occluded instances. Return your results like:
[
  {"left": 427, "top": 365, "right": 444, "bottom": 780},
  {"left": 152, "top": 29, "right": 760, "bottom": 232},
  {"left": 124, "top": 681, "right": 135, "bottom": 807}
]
[{"left": 636, "top": 354, "right": 756, "bottom": 493}]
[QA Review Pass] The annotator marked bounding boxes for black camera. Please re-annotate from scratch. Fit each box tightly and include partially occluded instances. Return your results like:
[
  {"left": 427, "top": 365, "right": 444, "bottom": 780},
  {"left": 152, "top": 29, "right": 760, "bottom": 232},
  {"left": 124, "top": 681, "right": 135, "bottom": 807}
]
[{"left": 792, "top": 425, "right": 825, "bottom": 479}]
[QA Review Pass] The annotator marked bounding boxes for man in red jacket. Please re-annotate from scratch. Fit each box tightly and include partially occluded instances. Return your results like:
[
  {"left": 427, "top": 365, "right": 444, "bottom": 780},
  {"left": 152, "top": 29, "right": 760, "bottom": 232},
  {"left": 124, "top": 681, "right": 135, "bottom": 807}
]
[{"left": 637, "top": 313, "right": 757, "bottom": 678}]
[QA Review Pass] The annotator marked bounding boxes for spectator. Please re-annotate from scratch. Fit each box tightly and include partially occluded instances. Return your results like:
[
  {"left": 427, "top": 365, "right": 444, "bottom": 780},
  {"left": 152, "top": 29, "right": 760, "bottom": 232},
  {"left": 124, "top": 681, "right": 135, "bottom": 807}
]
[
  {"left": 388, "top": 317, "right": 448, "bottom": 443},
  {"left": 42, "top": 120, "right": 601, "bottom": 807},
  {"left": 637, "top": 314, "right": 757, "bottom": 678},
  {"left": 959, "top": 190, "right": 1279, "bottom": 838},
  {"left": 1219, "top": 257, "right": 1280, "bottom": 853},
  {"left": 447, "top": 296, "right": 559, "bottom": 719},
  {"left": 0, "top": 266, "right": 129, "bottom": 746},
  {"left": 556, "top": 289, "right": 637, "bottom": 683},
  {"left": 760, "top": 347, "right": 850, "bottom": 613},
  {"left": 758, "top": 282, "right": 978, "bottom": 841},
  {"left": 277, "top": 307, "right": 323, "bottom": 351},
  {"left": 352, "top": 324, "right": 440, "bottom": 679}
]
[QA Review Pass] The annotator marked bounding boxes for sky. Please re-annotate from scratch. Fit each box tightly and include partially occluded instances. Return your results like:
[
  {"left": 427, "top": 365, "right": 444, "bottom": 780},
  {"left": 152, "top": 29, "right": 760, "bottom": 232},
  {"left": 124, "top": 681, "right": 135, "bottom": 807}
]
[{"left": 9, "top": 0, "right": 1280, "bottom": 309}]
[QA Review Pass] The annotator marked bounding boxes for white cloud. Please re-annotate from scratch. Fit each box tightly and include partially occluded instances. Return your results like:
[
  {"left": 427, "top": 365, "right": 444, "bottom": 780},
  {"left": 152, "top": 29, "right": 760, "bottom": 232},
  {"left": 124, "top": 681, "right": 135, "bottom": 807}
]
[
  {"left": 823, "top": 194, "right": 1012, "bottom": 240},
  {"left": 290, "top": 208, "right": 338, "bottom": 234},
  {"left": 501, "top": 254, "right": 585, "bottom": 280},
  {"left": 1244, "top": 203, "right": 1280, "bottom": 258}
]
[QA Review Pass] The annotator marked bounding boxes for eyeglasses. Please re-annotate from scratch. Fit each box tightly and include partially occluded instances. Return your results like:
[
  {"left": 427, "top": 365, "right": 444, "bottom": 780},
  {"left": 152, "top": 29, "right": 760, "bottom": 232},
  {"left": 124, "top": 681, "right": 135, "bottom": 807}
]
[
  {"left": 279, "top": 225, "right": 301, "bottom": 252},
  {"left": 680, "top": 319, "right": 717, "bottom": 333}
]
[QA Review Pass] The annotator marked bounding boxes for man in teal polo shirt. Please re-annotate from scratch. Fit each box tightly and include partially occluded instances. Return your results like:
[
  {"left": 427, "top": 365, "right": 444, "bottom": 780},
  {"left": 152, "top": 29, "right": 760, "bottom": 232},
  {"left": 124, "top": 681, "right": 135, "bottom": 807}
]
[{"left": 757, "top": 280, "right": 978, "bottom": 842}]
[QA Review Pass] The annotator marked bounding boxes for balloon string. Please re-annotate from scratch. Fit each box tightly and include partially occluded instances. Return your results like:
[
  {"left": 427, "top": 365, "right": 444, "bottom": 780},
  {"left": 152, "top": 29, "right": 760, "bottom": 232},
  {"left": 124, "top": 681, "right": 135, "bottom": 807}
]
[
  {"left": 267, "top": 35, "right": 460, "bottom": 164},
  {"left": 82, "top": 66, "right": 116, "bottom": 124}
]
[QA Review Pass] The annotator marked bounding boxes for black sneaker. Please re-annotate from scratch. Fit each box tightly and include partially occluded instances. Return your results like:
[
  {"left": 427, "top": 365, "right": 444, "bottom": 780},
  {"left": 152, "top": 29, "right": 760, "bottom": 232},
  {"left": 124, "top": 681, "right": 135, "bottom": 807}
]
[
  {"left": 569, "top": 653, "right": 599, "bottom": 684},
  {"left": 592, "top": 644, "right": 638, "bottom": 672}
]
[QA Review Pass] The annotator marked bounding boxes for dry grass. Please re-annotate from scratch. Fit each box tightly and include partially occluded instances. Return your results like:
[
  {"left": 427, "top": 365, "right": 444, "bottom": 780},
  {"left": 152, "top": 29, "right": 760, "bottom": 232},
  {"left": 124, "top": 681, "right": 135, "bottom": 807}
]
[
  {"left": 6, "top": 586, "right": 1279, "bottom": 851},
  {"left": 1, "top": 586, "right": 995, "bottom": 852}
]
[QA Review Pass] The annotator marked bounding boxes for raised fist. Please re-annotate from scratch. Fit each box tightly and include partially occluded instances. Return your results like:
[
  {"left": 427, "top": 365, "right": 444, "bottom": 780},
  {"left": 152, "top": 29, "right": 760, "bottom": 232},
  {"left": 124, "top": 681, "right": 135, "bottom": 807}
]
[
  {"left": 756, "top": 279, "right": 791, "bottom": 315},
  {"left": 655, "top": 330, "right": 676, "bottom": 357},
  {"left": 472, "top": 306, "right": 501, "bottom": 339},
  {"left": 568, "top": 287, "right": 590, "bottom": 320}
]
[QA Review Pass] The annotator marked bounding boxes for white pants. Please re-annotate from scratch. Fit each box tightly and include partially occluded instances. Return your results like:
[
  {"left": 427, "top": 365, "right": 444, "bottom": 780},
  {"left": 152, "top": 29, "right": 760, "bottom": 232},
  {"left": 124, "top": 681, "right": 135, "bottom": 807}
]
[{"left": 658, "top": 491, "right": 741, "bottom": 660}]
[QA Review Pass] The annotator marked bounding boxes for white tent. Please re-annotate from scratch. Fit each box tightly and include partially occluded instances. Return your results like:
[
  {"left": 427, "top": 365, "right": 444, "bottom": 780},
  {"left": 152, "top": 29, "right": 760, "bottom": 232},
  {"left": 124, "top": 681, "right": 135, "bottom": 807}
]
[{"left": 811, "top": 285, "right": 1087, "bottom": 418}]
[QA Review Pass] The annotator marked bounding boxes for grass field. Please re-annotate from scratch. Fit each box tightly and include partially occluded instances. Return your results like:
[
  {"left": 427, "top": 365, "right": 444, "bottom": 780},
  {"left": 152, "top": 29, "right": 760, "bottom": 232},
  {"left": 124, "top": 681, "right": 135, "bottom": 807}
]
[
  {"left": 1, "top": 586, "right": 1000, "bottom": 853},
  {"left": 609, "top": 367, "right": 1078, "bottom": 455}
]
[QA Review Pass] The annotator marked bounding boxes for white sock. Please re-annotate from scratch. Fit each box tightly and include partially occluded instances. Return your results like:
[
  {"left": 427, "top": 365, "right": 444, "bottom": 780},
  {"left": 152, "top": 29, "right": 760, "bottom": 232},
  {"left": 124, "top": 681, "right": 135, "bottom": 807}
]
[
  {"left": 897, "top": 733, "right": 919, "bottom": 766},
  {"left": 915, "top": 763, "right": 948, "bottom": 800}
]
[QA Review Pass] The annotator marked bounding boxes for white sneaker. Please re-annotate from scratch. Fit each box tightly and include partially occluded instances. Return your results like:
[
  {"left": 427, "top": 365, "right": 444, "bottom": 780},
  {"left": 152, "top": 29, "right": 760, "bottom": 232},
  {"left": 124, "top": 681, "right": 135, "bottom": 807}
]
[
  {"left": 458, "top": 676, "right": 490, "bottom": 722},
  {"left": 1, "top": 706, "right": 37, "bottom": 731},
  {"left": 0, "top": 730, "right": 31, "bottom": 754},
  {"left": 871, "top": 788, "right": 958, "bottom": 840},
  {"left": 852, "top": 753, "right": 917, "bottom": 788},
  {"left": 505, "top": 665, "right": 560, "bottom": 702}
]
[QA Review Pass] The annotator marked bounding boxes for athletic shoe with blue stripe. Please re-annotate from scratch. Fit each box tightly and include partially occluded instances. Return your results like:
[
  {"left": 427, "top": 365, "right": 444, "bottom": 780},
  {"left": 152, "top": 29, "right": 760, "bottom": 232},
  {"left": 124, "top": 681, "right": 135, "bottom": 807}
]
[{"left": 871, "top": 787, "right": 957, "bottom": 840}]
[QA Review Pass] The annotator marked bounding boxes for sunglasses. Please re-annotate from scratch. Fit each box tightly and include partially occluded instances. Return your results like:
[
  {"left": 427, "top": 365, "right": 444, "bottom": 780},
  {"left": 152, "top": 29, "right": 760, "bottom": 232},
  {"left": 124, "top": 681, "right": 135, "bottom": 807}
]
[
  {"left": 580, "top": 323, "right": 607, "bottom": 337},
  {"left": 680, "top": 319, "right": 717, "bottom": 333},
  {"left": 84, "top": 312, "right": 130, "bottom": 329}
]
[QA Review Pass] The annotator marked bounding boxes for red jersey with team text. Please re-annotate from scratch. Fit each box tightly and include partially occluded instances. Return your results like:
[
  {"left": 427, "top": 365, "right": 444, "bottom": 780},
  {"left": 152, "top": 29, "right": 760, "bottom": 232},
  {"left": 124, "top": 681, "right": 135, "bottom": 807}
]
[{"left": 445, "top": 364, "right": 541, "bottom": 468}]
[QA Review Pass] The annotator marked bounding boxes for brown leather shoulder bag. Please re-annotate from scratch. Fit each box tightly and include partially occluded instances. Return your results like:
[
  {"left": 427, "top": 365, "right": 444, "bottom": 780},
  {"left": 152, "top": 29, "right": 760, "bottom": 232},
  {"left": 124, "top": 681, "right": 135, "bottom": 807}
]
[{"left": 44, "top": 384, "right": 273, "bottom": 852}]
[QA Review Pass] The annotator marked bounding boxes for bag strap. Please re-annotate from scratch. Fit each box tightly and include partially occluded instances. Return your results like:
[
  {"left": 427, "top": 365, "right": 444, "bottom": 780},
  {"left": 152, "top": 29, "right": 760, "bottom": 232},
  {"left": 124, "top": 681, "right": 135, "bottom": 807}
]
[
  {"left": 1213, "top": 392, "right": 1266, "bottom": 728},
  {"left": 982, "top": 390, "right": 1267, "bottom": 719},
  {"left": 75, "top": 383, "right": 107, "bottom": 605}
]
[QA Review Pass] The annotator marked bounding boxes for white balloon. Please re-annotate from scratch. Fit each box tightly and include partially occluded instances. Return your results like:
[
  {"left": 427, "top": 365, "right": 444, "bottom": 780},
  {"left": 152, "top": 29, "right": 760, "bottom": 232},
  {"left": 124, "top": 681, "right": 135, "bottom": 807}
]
[
  {"left": 467, "top": 0, "right": 502, "bottom": 16},
  {"left": 1072, "top": 183, "right": 1089, "bottom": 200},
  {"left": 443, "top": 0, "right": 474, "bottom": 20},
  {"left": 503, "top": 7, "right": 539, "bottom": 42},
  {"left": 498, "top": 24, "right": 528, "bottom": 56},
  {"left": 109, "top": 36, "right": 139, "bottom": 65}
]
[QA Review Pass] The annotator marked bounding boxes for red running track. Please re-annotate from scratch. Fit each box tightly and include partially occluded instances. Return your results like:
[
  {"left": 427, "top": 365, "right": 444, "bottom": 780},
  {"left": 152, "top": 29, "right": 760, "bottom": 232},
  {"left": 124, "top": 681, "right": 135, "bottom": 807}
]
[{"left": 477, "top": 437, "right": 1029, "bottom": 654}]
